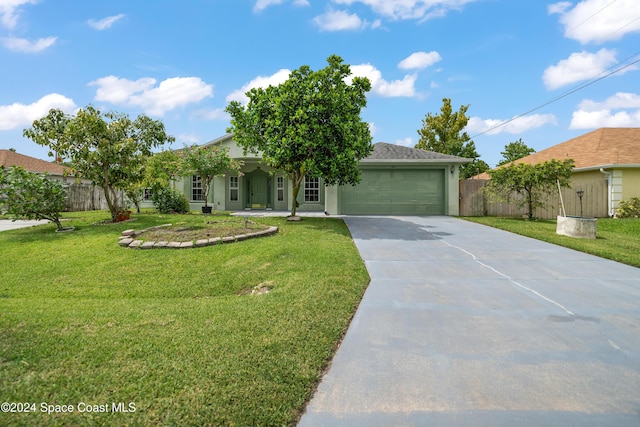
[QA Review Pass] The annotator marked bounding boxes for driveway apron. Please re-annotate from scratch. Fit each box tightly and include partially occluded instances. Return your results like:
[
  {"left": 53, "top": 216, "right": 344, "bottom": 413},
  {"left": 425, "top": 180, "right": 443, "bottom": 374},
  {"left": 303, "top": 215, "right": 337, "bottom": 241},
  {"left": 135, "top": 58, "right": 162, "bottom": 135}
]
[{"left": 299, "top": 216, "right": 640, "bottom": 427}]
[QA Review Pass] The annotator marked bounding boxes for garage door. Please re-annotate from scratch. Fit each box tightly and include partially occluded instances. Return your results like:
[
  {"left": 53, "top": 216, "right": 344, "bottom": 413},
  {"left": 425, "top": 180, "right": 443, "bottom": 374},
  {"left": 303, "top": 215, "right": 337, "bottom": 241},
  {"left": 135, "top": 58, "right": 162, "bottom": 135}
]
[{"left": 340, "top": 169, "right": 445, "bottom": 215}]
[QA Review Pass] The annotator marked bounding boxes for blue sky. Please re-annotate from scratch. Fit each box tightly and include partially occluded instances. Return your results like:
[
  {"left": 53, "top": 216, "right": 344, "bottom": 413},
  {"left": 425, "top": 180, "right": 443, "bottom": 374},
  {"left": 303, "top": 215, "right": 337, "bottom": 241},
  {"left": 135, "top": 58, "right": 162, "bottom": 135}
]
[{"left": 1, "top": 0, "right": 639, "bottom": 167}]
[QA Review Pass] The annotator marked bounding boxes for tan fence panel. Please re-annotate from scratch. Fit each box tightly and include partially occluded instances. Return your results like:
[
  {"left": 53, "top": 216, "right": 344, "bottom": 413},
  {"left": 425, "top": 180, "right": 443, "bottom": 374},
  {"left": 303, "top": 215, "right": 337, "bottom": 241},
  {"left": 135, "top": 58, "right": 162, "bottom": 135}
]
[
  {"left": 64, "top": 183, "right": 124, "bottom": 212},
  {"left": 459, "top": 178, "right": 608, "bottom": 218}
]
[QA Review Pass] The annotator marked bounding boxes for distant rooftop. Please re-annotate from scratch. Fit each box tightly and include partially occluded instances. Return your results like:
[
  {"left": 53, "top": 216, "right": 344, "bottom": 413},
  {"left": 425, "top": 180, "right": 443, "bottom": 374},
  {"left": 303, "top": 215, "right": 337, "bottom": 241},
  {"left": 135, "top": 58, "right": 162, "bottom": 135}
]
[{"left": 0, "top": 149, "right": 68, "bottom": 175}]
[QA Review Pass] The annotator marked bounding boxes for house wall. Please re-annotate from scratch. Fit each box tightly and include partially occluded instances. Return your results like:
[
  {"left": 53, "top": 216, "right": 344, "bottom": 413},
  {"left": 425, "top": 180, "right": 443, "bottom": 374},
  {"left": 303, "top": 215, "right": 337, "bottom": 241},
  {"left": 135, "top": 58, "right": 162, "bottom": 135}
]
[
  {"left": 447, "top": 165, "right": 460, "bottom": 216},
  {"left": 622, "top": 169, "right": 640, "bottom": 200}
]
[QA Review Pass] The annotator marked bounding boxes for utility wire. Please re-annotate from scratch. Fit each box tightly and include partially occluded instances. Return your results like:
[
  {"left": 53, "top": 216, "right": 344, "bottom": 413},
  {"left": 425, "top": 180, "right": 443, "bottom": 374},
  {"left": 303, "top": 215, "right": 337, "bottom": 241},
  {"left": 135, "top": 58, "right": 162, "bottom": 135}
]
[{"left": 470, "top": 52, "right": 640, "bottom": 138}]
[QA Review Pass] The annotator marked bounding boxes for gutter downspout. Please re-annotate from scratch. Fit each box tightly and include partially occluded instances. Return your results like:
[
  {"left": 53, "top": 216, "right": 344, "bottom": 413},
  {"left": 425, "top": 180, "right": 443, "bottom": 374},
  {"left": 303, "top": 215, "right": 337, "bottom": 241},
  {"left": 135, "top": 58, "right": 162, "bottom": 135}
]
[{"left": 600, "top": 168, "right": 613, "bottom": 217}]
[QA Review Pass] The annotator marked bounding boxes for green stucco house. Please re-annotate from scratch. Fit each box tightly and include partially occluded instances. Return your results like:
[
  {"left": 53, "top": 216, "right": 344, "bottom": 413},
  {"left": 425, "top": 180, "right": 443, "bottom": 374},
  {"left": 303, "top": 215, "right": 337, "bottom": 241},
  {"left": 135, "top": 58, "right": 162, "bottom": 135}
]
[{"left": 170, "top": 134, "right": 469, "bottom": 216}]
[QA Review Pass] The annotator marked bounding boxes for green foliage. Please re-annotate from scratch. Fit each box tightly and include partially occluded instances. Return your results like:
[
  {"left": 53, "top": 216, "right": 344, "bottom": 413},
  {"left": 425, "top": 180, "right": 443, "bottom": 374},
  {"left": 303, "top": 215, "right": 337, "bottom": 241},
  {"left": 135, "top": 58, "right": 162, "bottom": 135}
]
[
  {"left": 415, "top": 98, "right": 487, "bottom": 179},
  {"left": 226, "top": 54, "right": 373, "bottom": 216},
  {"left": 178, "top": 145, "right": 242, "bottom": 207},
  {"left": 151, "top": 187, "right": 190, "bottom": 214},
  {"left": 144, "top": 149, "right": 181, "bottom": 192},
  {"left": 23, "top": 106, "right": 175, "bottom": 222},
  {"left": 497, "top": 138, "right": 536, "bottom": 166},
  {"left": 485, "top": 159, "right": 575, "bottom": 219},
  {"left": 617, "top": 197, "right": 640, "bottom": 218},
  {"left": 0, "top": 166, "right": 67, "bottom": 230}
]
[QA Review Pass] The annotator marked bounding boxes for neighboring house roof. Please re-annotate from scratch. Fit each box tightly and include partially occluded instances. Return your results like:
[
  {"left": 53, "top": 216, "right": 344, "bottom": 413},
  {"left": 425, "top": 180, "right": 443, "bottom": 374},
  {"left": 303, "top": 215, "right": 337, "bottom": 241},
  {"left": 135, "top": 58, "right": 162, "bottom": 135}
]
[
  {"left": 514, "top": 127, "right": 640, "bottom": 170},
  {"left": 0, "top": 149, "right": 68, "bottom": 175},
  {"left": 363, "top": 142, "right": 470, "bottom": 163}
]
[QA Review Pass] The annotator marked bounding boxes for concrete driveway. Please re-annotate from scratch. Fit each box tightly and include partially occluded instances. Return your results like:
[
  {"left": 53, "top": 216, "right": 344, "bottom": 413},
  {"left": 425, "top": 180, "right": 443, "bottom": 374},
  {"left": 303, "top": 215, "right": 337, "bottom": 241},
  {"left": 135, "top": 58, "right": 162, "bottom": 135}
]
[
  {"left": 299, "top": 216, "right": 640, "bottom": 426},
  {"left": 0, "top": 219, "right": 48, "bottom": 232}
]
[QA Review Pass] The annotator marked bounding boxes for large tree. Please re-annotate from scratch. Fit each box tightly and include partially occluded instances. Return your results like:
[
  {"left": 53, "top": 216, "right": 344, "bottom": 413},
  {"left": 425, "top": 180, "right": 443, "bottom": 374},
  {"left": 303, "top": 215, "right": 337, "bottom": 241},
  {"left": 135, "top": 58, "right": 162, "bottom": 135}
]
[
  {"left": 415, "top": 98, "right": 488, "bottom": 179},
  {"left": 24, "top": 106, "right": 174, "bottom": 222},
  {"left": 226, "top": 55, "right": 373, "bottom": 217},
  {"left": 485, "top": 159, "right": 574, "bottom": 219},
  {"left": 497, "top": 138, "right": 536, "bottom": 166}
]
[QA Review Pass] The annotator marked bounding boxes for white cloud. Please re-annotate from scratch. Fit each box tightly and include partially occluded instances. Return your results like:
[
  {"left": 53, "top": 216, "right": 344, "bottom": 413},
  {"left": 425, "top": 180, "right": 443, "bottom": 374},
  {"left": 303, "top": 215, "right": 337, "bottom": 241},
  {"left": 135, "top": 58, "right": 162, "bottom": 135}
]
[
  {"left": 254, "top": 0, "right": 309, "bottom": 12},
  {"left": 331, "top": 0, "right": 477, "bottom": 21},
  {"left": 177, "top": 133, "right": 201, "bottom": 144},
  {"left": 88, "top": 14, "right": 125, "bottom": 30},
  {"left": 0, "top": 0, "right": 37, "bottom": 30},
  {"left": 549, "top": 0, "right": 640, "bottom": 44},
  {"left": 394, "top": 137, "right": 413, "bottom": 147},
  {"left": 194, "top": 108, "right": 229, "bottom": 121},
  {"left": 368, "top": 122, "right": 377, "bottom": 137},
  {"left": 570, "top": 92, "right": 640, "bottom": 128},
  {"left": 466, "top": 114, "right": 557, "bottom": 135},
  {"left": 90, "top": 76, "right": 213, "bottom": 116},
  {"left": 542, "top": 48, "right": 618, "bottom": 90},
  {"left": 0, "top": 35, "right": 56, "bottom": 52},
  {"left": 0, "top": 93, "right": 77, "bottom": 130},
  {"left": 226, "top": 69, "right": 291, "bottom": 104},
  {"left": 313, "top": 10, "right": 365, "bottom": 31},
  {"left": 398, "top": 51, "right": 442, "bottom": 70},
  {"left": 348, "top": 64, "right": 418, "bottom": 97}
]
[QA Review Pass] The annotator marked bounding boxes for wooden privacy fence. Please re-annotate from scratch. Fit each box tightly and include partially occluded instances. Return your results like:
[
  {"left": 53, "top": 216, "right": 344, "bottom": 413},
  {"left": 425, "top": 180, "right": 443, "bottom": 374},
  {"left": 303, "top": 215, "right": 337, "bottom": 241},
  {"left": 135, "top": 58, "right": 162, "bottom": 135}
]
[
  {"left": 64, "top": 183, "right": 124, "bottom": 212},
  {"left": 459, "top": 178, "right": 609, "bottom": 218}
]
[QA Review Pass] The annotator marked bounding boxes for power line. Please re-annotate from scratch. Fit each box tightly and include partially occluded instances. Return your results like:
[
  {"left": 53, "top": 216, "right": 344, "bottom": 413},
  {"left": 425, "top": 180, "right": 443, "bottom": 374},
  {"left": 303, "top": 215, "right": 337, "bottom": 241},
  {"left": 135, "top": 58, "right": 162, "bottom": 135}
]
[
  {"left": 470, "top": 51, "right": 640, "bottom": 138},
  {"left": 564, "top": 0, "right": 619, "bottom": 38}
]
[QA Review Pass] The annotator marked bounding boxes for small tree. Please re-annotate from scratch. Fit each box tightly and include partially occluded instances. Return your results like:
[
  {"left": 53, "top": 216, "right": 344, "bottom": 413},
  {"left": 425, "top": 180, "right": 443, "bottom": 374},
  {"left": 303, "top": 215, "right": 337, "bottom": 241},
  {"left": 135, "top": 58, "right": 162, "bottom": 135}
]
[
  {"left": 497, "top": 139, "right": 536, "bottom": 166},
  {"left": 0, "top": 166, "right": 67, "bottom": 231},
  {"left": 415, "top": 98, "right": 488, "bottom": 179},
  {"left": 178, "top": 145, "right": 243, "bottom": 209},
  {"left": 485, "top": 159, "right": 575, "bottom": 219},
  {"left": 24, "top": 106, "right": 175, "bottom": 222},
  {"left": 226, "top": 54, "right": 373, "bottom": 217}
]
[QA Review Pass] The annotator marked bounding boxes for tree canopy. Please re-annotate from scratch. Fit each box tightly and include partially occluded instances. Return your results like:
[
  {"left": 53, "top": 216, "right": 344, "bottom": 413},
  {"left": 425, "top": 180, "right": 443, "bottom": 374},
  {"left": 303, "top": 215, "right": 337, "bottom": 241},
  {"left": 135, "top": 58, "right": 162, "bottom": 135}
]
[
  {"left": 24, "top": 106, "right": 174, "bottom": 222},
  {"left": 0, "top": 166, "right": 67, "bottom": 231},
  {"left": 485, "top": 159, "right": 575, "bottom": 219},
  {"left": 226, "top": 54, "right": 373, "bottom": 217},
  {"left": 497, "top": 138, "right": 536, "bottom": 166},
  {"left": 415, "top": 98, "right": 488, "bottom": 179}
]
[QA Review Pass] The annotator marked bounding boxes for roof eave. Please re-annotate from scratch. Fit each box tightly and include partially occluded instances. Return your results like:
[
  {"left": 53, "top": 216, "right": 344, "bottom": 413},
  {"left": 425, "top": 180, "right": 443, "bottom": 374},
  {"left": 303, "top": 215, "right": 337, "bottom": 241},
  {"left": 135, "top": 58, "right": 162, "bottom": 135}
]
[{"left": 574, "top": 164, "right": 640, "bottom": 172}]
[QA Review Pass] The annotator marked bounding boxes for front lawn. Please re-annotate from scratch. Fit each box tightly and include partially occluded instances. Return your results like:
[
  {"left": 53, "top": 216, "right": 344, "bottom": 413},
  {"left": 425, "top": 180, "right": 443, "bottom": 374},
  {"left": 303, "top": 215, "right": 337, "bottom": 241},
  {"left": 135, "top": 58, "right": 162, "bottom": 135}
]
[
  {"left": 462, "top": 216, "right": 640, "bottom": 268},
  {"left": 0, "top": 211, "right": 370, "bottom": 426}
]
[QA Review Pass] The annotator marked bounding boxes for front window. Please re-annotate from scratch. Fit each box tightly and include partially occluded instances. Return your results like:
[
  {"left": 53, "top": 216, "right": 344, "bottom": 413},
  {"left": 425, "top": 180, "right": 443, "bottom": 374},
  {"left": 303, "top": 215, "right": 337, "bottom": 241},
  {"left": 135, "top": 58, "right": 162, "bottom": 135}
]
[
  {"left": 304, "top": 176, "right": 319, "bottom": 202},
  {"left": 277, "top": 176, "right": 284, "bottom": 202},
  {"left": 192, "top": 175, "right": 204, "bottom": 201},
  {"left": 143, "top": 188, "right": 152, "bottom": 201},
  {"left": 229, "top": 176, "right": 239, "bottom": 201}
]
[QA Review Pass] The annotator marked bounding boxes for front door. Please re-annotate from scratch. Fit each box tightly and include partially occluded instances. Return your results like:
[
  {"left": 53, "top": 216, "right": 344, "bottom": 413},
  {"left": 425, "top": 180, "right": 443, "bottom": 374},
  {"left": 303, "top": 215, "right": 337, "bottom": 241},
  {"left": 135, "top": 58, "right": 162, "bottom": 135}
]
[{"left": 250, "top": 173, "right": 269, "bottom": 208}]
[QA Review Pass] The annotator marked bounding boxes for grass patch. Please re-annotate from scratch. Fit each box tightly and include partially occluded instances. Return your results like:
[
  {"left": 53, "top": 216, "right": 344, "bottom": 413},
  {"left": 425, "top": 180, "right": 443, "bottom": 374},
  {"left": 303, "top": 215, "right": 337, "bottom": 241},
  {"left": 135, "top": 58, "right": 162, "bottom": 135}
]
[
  {"left": 462, "top": 216, "right": 640, "bottom": 268},
  {"left": 0, "top": 210, "right": 370, "bottom": 426}
]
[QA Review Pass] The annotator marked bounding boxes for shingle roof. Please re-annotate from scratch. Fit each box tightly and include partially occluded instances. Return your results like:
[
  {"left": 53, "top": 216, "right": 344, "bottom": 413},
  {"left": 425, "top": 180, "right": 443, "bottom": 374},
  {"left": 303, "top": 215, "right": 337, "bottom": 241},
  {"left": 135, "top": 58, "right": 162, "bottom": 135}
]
[
  {"left": 515, "top": 128, "right": 640, "bottom": 169},
  {"left": 363, "top": 142, "right": 470, "bottom": 163},
  {"left": 0, "top": 150, "right": 68, "bottom": 175}
]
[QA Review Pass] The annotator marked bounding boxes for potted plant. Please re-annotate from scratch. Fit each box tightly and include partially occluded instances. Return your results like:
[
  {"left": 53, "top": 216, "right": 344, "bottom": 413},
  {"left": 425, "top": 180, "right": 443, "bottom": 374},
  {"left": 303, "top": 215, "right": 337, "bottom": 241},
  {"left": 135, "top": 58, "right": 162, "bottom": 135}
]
[{"left": 178, "top": 145, "right": 243, "bottom": 214}]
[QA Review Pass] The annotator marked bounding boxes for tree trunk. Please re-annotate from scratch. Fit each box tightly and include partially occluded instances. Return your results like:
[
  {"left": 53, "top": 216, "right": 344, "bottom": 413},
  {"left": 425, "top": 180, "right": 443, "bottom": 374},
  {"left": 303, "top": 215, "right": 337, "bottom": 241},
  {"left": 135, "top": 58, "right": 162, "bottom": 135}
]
[
  {"left": 103, "top": 184, "right": 119, "bottom": 222},
  {"left": 526, "top": 188, "right": 534, "bottom": 220},
  {"left": 290, "top": 171, "right": 304, "bottom": 217}
]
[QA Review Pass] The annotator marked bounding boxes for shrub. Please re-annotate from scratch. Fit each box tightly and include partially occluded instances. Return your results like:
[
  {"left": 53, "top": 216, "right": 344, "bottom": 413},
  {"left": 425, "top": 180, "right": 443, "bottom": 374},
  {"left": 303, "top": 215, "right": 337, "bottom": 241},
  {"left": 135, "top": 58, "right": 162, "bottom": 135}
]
[
  {"left": 0, "top": 166, "right": 67, "bottom": 230},
  {"left": 617, "top": 197, "right": 640, "bottom": 218},
  {"left": 151, "top": 188, "right": 190, "bottom": 214}
]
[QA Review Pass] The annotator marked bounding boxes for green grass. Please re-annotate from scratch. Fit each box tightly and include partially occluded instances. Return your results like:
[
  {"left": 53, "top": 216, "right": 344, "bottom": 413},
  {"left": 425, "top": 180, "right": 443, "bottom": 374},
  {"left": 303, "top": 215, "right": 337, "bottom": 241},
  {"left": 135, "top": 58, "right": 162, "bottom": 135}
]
[
  {"left": 462, "top": 216, "right": 640, "bottom": 268},
  {"left": 0, "top": 211, "right": 370, "bottom": 426}
]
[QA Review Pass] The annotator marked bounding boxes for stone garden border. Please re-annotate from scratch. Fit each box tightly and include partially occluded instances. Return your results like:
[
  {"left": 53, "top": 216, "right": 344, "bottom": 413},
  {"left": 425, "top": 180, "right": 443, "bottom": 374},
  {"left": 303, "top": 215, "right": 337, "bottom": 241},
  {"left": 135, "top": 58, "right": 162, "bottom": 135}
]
[{"left": 118, "top": 223, "right": 278, "bottom": 249}]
